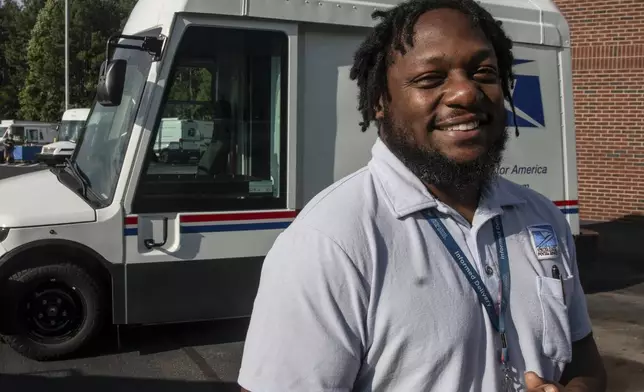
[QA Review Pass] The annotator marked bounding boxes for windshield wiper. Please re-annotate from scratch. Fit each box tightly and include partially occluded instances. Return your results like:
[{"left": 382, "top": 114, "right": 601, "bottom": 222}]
[{"left": 65, "top": 158, "right": 88, "bottom": 198}]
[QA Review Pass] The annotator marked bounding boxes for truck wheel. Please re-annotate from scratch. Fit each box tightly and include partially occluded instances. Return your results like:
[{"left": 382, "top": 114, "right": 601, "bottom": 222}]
[{"left": 1, "top": 263, "right": 106, "bottom": 361}]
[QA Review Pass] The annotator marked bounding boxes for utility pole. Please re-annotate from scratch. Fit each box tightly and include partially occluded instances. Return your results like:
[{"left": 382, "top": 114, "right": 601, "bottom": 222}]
[{"left": 64, "top": 0, "right": 69, "bottom": 110}]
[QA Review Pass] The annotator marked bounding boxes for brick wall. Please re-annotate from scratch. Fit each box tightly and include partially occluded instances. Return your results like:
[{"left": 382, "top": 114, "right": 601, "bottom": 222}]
[{"left": 553, "top": 0, "right": 644, "bottom": 221}]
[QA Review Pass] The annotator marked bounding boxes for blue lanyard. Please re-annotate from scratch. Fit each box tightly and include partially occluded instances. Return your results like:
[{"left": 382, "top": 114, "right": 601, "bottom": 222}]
[{"left": 422, "top": 210, "right": 510, "bottom": 365}]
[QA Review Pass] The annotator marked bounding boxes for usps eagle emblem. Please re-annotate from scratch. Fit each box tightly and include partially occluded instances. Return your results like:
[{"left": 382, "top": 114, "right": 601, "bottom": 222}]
[{"left": 527, "top": 224, "right": 560, "bottom": 260}]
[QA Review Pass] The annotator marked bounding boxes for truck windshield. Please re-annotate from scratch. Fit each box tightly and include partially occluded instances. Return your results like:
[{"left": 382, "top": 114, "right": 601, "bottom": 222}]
[
  {"left": 71, "top": 30, "right": 159, "bottom": 203},
  {"left": 58, "top": 121, "right": 85, "bottom": 142}
]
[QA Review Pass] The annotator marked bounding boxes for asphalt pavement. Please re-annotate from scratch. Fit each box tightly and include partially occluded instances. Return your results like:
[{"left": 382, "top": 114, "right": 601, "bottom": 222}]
[
  {"left": 0, "top": 319, "right": 248, "bottom": 391},
  {"left": 0, "top": 163, "right": 48, "bottom": 179},
  {"left": 0, "top": 164, "right": 643, "bottom": 391}
]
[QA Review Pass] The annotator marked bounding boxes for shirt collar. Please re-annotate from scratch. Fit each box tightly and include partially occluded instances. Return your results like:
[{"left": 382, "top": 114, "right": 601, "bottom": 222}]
[{"left": 368, "top": 137, "right": 526, "bottom": 219}]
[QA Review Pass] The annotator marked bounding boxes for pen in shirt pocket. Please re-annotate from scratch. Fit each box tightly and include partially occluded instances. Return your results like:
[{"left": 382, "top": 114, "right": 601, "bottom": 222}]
[{"left": 551, "top": 265, "right": 566, "bottom": 305}]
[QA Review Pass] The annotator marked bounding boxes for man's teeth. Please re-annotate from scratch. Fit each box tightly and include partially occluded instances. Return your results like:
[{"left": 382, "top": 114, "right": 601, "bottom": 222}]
[{"left": 442, "top": 121, "right": 479, "bottom": 131}]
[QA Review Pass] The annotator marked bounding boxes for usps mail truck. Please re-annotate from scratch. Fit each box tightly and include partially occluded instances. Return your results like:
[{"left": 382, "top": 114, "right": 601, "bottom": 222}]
[
  {"left": 0, "top": 0, "right": 579, "bottom": 360},
  {"left": 0, "top": 120, "right": 59, "bottom": 151},
  {"left": 37, "top": 108, "right": 91, "bottom": 166}
]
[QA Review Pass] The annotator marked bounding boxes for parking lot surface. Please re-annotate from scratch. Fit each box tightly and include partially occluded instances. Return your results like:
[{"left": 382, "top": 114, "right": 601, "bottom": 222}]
[{"left": 0, "top": 319, "right": 248, "bottom": 391}]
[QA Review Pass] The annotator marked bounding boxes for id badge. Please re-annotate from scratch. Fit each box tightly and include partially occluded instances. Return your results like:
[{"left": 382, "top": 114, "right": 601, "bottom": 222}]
[{"left": 500, "top": 364, "right": 514, "bottom": 392}]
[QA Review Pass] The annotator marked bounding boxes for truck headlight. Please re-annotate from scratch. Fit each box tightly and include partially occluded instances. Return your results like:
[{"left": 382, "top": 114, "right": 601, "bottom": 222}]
[{"left": 0, "top": 227, "right": 9, "bottom": 243}]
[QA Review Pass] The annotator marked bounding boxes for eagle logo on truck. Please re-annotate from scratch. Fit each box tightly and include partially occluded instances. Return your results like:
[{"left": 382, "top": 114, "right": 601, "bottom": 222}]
[{"left": 505, "top": 59, "right": 545, "bottom": 129}]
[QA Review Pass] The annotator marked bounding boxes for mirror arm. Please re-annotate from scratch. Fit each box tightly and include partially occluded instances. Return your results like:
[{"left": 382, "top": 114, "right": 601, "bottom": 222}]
[{"left": 103, "top": 34, "right": 165, "bottom": 68}]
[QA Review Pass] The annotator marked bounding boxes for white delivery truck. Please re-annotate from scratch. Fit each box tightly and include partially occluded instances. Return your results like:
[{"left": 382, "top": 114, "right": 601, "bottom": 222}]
[
  {"left": 152, "top": 118, "right": 209, "bottom": 163},
  {"left": 0, "top": 0, "right": 580, "bottom": 360},
  {"left": 37, "top": 108, "right": 91, "bottom": 166},
  {"left": 0, "top": 120, "right": 59, "bottom": 160}
]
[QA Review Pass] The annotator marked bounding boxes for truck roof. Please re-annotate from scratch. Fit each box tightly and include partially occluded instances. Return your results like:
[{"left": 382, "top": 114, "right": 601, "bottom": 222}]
[
  {"left": 0, "top": 120, "right": 58, "bottom": 127},
  {"left": 123, "top": 0, "right": 569, "bottom": 48},
  {"left": 62, "top": 108, "right": 91, "bottom": 122}
]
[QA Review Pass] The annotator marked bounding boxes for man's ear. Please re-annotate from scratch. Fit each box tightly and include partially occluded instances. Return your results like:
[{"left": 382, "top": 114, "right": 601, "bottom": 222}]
[{"left": 375, "top": 96, "right": 385, "bottom": 120}]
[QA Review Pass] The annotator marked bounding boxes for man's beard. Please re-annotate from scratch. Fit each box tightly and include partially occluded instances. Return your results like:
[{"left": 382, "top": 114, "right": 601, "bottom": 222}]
[{"left": 379, "top": 110, "right": 509, "bottom": 194}]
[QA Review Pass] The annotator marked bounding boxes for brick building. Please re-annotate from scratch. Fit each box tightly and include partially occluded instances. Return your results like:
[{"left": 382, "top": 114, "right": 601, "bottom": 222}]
[{"left": 553, "top": 0, "right": 644, "bottom": 222}]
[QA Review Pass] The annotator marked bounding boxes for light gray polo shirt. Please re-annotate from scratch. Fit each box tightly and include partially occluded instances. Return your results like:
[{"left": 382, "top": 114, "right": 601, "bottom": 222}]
[{"left": 238, "top": 138, "right": 592, "bottom": 392}]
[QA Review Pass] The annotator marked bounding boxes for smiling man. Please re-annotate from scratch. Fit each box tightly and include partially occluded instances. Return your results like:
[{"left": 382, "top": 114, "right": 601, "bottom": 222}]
[{"left": 238, "top": 0, "right": 607, "bottom": 391}]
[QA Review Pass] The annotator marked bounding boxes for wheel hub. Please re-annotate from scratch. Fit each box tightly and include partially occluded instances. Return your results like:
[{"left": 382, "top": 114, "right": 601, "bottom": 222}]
[
  {"left": 47, "top": 305, "right": 59, "bottom": 317},
  {"left": 21, "top": 281, "right": 84, "bottom": 343}
]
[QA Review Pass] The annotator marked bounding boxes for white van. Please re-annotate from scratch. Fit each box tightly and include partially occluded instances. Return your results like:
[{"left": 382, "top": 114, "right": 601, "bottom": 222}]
[
  {"left": 37, "top": 108, "right": 91, "bottom": 166},
  {"left": 0, "top": 120, "right": 59, "bottom": 156},
  {"left": 152, "top": 118, "right": 209, "bottom": 163},
  {"left": 0, "top": 0, "right": 580, "bottom": 360}
]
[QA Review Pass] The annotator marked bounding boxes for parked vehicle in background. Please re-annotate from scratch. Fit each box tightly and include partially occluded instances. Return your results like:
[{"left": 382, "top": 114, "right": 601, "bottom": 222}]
[
  {"left": 37, "top": 108, "right": 91, "bottom": 166},
  {"left": 153, "top": 118, "right": 210, "bottom": 164},
  {"left": 0, "top": 120, "right": 58, "bottom": 162},
  {"left": 0, "top": 0, "right": 581, "bottom": 361}
]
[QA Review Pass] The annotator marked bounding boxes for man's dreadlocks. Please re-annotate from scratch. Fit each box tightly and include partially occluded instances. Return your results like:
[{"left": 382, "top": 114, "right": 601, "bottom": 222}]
[{"left": 349, "top": 0, "right": 520, "bottom": 136}]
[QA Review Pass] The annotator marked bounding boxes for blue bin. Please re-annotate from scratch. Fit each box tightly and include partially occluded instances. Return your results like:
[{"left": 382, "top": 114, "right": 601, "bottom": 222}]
[{"left": 14, "top": 146, "right": 41, "bottom": 162}]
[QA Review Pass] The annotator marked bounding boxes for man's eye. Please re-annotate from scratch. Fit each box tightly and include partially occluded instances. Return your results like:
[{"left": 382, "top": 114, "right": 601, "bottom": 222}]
[
  {"left": 414, "top": 74, "right": 444, "bottom": 88},
  {"left": 474, "top": 67, "right": 499, "bottom": 82}
]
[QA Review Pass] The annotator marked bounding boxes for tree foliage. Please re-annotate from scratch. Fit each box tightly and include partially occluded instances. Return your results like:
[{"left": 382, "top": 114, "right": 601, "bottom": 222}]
[
  {"left": 0, "top": 0, "right": 135, "bottom": 121},
  {"left": 165, "top": 67, "right": 215, "bottom": 120},
  {"left": 19, "top": 0, "right": 125, "bottom": 121},
  {"left": 0, "top": 0, "right": 45, "bottom": 119}
]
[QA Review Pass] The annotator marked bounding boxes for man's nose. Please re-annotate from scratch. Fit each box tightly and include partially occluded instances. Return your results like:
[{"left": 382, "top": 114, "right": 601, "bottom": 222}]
[{"left": 441, "top": 75, "right": 483, "bottom": 109}]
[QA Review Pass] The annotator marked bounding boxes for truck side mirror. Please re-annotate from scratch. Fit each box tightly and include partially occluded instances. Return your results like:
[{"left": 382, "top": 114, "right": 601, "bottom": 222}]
[{"left": 97, "top": 59, "right": 127, "bottom": 107}]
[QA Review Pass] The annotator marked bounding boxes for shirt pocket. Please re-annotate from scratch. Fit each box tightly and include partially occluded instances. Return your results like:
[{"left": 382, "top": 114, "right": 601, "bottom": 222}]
[{"left": 536, "top": 275, "right": 575, "bottom": 363}]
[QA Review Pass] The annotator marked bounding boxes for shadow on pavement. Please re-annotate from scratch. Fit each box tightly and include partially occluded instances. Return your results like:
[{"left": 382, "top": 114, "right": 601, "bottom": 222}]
[
  {"left": 578, "top": 215, "right": 644, "bottom": 294},
  {"left": 66, "top": 317, "right": 250, "bottom": 361},
  {"left": 602, "top": 354, "right": 644, "bottom": 392},
  {"left": 0, "top": 371, "right": 240, "bottom": 391},
  {"left": 0, "top": 164, "right": 47, "bottom": 180}
]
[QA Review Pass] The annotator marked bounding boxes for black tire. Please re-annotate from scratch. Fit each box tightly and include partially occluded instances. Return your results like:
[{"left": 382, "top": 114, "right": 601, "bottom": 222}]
[{"left": 1, "top": 263, "right": 106, "bottom": 361}]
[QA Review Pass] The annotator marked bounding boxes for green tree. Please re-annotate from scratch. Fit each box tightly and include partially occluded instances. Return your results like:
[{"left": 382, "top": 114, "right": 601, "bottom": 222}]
[
  {"left": 0, "top": 4, "right": 9, "bottom": 99},
  {"left": 165, "top": 67, "right": 214, "bottom": 120},
  {"left": 0, "top": 0, "right": 45, "bottom": 119},
  {"left": 19, "top": 0, "right": 123, "bottom": 121}
]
